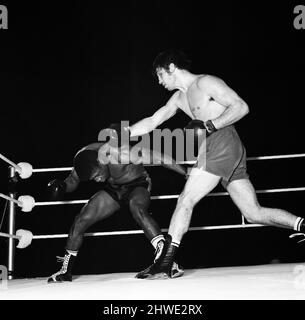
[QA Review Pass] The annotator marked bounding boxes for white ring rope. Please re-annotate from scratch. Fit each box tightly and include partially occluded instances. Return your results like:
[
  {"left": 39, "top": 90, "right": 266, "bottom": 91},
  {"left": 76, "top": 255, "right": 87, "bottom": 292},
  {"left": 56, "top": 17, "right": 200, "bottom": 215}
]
[
  {"left": 31, "top": 153, "right": 305, "bottom": 173},
  {"left": 3, "top": 152, "right": 303, "bottom": 243},
  {"left": 32, "top": 223, "right": 266, "bottom": 240},
  {"left": 151, "top": 187, "right": 305, "bottom": 200},
  {"left": 33, "top": 186, "right": 305, "bottom": 207},
  {"left": 0, "top": 154, "right": 33, "bottom": 179},
  {"left": 0, "top": 153, "right": 20, "bottom": 169},
  {"left": 35, "top": 200, "right": 88, "bottom": 206},
  {"left": 246, "top": 153, "right": 305, "bottom": 161},
  {"left": 33, "top": 167, "right": 73, "bottom": 173}
]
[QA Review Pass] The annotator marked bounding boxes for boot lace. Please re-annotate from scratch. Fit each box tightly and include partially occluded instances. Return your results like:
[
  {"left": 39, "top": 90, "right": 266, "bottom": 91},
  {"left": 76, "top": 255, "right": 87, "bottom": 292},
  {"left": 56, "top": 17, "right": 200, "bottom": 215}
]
[
  {"left": 50, "top": 254, "right": 71, "bottom": 278},
  {"left": 154, "top": 240, "right": 164, "bottom": 262}
]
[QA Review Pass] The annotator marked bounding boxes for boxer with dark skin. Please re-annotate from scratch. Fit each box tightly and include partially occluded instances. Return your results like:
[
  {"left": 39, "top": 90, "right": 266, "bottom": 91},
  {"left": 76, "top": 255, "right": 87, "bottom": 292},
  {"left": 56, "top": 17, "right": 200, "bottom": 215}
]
[
  {"left": 47, "top": 132, "right": 186, "bottom": 282},
  {"left": 129, "top": 49, "right": 305, "bottom": 279}
]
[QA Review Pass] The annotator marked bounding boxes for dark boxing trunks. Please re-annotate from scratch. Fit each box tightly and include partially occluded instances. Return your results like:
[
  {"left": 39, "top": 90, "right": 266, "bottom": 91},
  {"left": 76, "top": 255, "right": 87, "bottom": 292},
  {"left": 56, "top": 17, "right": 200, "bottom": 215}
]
[
  {"left": 103, "top": 174, "right": 152, "bottom": 205},
  {"left": 196, "top": 125, "right": 249, "bottom": 188}
]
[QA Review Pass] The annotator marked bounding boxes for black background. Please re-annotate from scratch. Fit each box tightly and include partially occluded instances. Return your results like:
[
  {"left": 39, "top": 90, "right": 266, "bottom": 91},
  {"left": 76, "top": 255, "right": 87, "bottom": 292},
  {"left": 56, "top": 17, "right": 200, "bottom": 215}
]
[{"left": 0, "top": 0, "right": 305, "bottom": 282}]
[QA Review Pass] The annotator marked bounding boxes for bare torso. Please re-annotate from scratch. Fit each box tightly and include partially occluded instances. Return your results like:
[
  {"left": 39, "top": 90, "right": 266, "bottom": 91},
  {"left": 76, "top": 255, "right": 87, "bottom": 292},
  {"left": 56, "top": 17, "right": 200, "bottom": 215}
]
[
  {"left": 177, "top": 75, "right": 226, "bottom": 121},
  {"left": 107, "top": 163, "right": 146, "bottom": 185},
  {"left": 97, "top": 143, "right": 147, "bottom": 185}
]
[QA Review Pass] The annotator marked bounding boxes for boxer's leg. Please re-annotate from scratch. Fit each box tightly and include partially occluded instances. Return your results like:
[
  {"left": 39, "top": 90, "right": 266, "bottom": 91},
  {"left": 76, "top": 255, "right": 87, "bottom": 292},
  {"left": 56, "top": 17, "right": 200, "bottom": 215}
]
[
  {"left": 128, "top": 186, "right": 184, "bottom": 278},
  {"left": 227, "top": 178, "right": 304, "bottom": 230},
  {"left": 48, "top": 190, "right": 120, "bottom": 282},
  {"left": 66, "top": 191, "right": 120, "bottom": 250},
  {"left": 141, "top": 168, "right": 221, "bottom": 280},
  {"left": 128, "top": 186, "right": 159, "bottom": 240}
]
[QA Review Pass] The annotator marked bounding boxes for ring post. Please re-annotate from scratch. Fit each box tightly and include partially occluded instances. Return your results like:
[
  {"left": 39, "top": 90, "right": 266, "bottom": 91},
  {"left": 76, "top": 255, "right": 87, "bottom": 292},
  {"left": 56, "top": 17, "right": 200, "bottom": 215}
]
[
  {"left": 241, "top": 215, "right": 245, "bottom": 225},
  {"left": 7, "top": 166, "right": 17, "bottom": 279}
]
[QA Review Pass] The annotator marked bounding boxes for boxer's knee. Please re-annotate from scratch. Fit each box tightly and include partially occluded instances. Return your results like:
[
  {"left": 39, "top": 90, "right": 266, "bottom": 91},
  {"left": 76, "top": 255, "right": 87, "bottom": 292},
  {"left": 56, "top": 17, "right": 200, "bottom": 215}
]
[
  {"left": 176, "top": 192, "right": 196, "bottom": 212},
  {"left": 241, "top": 205, "right": 265, "bottom": 224}
]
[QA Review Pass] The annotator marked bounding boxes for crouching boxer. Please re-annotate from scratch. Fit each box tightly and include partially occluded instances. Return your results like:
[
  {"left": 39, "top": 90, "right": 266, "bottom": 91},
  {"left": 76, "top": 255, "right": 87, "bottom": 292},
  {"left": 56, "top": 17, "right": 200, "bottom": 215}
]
[{"left": 47, "top": 131, "right": 187, "bottom": 282}]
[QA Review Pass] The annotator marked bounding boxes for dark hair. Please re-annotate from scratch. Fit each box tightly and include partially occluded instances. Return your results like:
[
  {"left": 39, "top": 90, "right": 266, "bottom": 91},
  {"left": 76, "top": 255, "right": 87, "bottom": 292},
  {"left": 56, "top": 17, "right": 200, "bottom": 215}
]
[
  {"left": 73, "top": 149, "right": 99, "bottom": 181},
  {"left": 152, "top": 49, "right": 191, "bottom": 74}
]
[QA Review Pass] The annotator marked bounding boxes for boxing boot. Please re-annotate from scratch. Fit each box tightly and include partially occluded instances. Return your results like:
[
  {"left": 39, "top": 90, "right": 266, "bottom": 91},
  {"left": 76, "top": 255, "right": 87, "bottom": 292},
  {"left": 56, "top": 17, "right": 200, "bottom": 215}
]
[
  {"left": 135, "top": 235, "right": 182, "bottom": 279},
  {"left": 47, "top": 253, "right": 76, "bottom": 283},
  {"left": 136, "top": 260, "right": 184, "bottom": 279}
]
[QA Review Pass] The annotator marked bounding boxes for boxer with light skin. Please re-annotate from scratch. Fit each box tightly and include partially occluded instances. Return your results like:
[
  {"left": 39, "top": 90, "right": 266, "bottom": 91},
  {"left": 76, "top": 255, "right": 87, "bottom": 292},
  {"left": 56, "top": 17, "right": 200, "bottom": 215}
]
[
  {"left": 128, "top": 49, "right": 305, "bottom": 279},
  {"left": 47, "top": 136, "right": 187, "bottom": 282}
]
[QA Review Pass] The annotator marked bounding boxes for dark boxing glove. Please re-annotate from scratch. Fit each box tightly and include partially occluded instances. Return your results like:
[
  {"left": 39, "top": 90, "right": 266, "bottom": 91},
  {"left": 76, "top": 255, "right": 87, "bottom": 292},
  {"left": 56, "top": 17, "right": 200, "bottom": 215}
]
[
  {"left": 184, "top": 119, "right": 217, "bottom": 157},
  {"left": 47, "top": 179, "right": 67, "bottom": 200},
  {"left": 184, "top": 119, "right": 217, "bottom": 137}
]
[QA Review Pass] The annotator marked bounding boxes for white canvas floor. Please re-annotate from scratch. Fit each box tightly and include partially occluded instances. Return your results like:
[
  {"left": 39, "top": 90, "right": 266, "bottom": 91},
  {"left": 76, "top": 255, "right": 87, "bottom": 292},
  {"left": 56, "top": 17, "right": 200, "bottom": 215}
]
[{"left": 1, "top": 263, "right": 305, "bottom": 300}]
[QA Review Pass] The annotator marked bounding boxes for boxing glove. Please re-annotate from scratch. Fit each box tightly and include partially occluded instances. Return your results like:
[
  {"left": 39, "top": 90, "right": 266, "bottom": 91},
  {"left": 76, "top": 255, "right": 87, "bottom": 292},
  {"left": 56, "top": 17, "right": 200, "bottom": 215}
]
[
  {"left": 184, "top": 119, "right": 217, "bottom": 157},
  {"left": 184, "top": 119, "right": 217, "bottom": 137},
  {"left": 46, "top": 179, "right": 67, "bottom": 200}
]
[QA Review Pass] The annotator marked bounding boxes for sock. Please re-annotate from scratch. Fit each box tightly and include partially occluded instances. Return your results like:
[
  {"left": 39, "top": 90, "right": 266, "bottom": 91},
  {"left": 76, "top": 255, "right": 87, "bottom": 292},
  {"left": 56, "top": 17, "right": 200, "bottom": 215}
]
[
  {"left": 293, "top": 217, "right": 304, "bottom": 232},
  {"left": 151, "top": 235, "right": 165, "bottom": 249},
  {"left": 169, "top": 235, "right": 180, "bottom": 248},
  {"left": 66, "top": 249, "right": 78, "bottom": 256},
  {"left": 299, "top": 219, "right": 305, "bottom": 233}
]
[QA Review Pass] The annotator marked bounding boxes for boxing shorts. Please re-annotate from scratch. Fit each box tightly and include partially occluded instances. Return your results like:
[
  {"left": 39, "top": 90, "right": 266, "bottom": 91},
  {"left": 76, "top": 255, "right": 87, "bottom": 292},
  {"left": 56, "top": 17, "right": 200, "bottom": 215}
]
[
  {"left": 103, "top": 174, "right": 152, "bottom": 205},
  {"left": 196, "top": 125, "right": 249, "bottom": 188}
]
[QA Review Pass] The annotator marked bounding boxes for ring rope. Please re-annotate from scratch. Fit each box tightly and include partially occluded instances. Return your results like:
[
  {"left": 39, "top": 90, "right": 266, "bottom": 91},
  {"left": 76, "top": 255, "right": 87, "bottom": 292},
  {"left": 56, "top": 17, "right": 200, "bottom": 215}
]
[
  {"left": 30, "top": 153, "right": 305, "bottom": 173},
  {"left": 246, "top": 153, "right": 305, "bottom": 161},
  {"left": 33, "top": 186, "right": 305, "bottom": 207},
  {"left": 4, "top": 153, "right": 304, "bottom": 244},
  {"left": 32, "top": 223, "right": 266, "bottom": 240},
  {"left": 151, "top": 187, "right": 305, "bottom": 200},
  {"left": 0, "top": 193, "right": 22, "bottom": 206},
  {"left": 33, "top": 167, "right": 72, "bottom": 173},
  {"left": 0, "top": 153, "right": 21, "bottom": 171},
  {"left": 35, "top": 200, "right": 88, "bottom": 206}
]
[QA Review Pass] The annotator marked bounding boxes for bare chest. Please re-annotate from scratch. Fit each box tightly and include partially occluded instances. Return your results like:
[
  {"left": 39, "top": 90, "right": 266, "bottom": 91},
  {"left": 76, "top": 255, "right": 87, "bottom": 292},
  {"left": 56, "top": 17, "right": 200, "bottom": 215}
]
[
  {"left": 179, "top": 86, "right": 225, "bottom": 121},
  {"left": 179, "top": 89, "right": 213, "bottom": 120}
]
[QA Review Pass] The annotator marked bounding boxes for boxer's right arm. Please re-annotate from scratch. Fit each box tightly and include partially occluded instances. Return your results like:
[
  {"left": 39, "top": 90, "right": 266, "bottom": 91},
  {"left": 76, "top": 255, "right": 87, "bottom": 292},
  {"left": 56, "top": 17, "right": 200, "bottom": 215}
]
[{"left": 129, "top": 93, "right": 179, "bottom": 137}]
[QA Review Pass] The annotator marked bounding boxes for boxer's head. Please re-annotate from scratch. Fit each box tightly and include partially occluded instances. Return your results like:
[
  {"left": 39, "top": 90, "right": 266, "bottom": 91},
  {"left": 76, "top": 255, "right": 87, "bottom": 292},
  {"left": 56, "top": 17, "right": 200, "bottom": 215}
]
[
  {"left": 153, "top": 49, "right": 191, "bottom": 73},
  {"left": 153, "top": 49, "right": 191, "bottom": 91}
]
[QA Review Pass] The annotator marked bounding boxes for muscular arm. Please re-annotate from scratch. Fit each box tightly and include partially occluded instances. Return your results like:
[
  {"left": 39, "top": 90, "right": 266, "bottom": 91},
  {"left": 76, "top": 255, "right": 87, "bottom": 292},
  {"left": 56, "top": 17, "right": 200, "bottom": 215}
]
[
  {"left": 157, "top": 152, "right": 187, "bottom": 176},
  {"left": 129, "top": 92, "right": 180, "bottom": 137},
  {"left": 201, "top": 76, "right": 249, "bottom": 129},
  {"left": 132, "top": 147, "right": 187, "bottom": 177},
  {"left": 63, "top": 169, "right": 80, "bottom": 193}
]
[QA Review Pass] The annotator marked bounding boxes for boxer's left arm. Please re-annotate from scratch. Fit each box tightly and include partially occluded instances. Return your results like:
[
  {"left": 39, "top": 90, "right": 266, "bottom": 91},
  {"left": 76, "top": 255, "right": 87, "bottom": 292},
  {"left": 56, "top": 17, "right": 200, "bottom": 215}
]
[
  {"left": 46, "top": 169, "right": 80, "bottom": 201},
  {"left": 199, "top": 75, "right": 249, "bottom": 130},
  {"left": 63, "top": 169, "right": 80, "bottom": 193}
]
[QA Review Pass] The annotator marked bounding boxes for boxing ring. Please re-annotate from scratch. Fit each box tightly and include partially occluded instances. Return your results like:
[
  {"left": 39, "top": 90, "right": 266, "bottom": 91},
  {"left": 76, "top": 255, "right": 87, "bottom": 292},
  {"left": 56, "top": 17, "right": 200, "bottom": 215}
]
[{"left": 1, "top": 153, "right": 305, "bottom": 300}]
